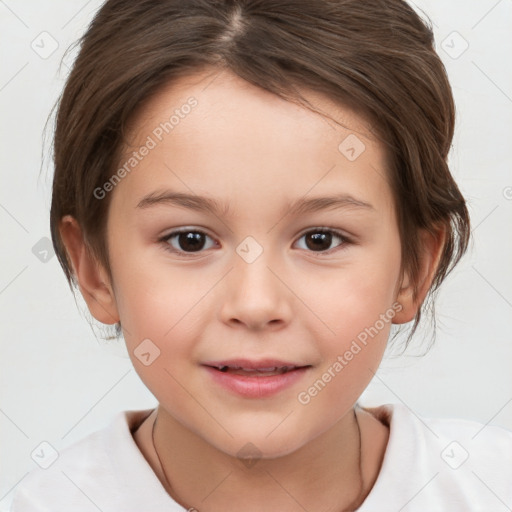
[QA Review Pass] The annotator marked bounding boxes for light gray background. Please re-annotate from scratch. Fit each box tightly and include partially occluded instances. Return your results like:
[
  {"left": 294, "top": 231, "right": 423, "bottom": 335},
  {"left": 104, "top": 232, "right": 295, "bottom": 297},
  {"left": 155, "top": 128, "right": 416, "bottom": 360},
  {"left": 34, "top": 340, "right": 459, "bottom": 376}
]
[{"left": 1, "top": 0, "right": 511, "bottom": 508}]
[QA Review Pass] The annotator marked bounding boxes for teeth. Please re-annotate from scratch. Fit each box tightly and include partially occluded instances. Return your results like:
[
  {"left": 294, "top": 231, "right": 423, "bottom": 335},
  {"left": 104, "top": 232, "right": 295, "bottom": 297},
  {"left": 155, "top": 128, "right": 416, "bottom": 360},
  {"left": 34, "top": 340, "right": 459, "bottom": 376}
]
[
  {"left": 243, "top": 367, "right": 278, "bottom": 372},
  {"left": 216, "top": 365, "right": 295, "bottom": 373}
]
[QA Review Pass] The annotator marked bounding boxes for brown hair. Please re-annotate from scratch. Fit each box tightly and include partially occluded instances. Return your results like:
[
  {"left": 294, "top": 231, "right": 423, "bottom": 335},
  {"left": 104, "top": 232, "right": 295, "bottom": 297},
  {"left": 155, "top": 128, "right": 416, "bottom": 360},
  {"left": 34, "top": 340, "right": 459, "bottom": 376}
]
[{"left": 50, "top": 0, "right": 470, "bottom": 345}]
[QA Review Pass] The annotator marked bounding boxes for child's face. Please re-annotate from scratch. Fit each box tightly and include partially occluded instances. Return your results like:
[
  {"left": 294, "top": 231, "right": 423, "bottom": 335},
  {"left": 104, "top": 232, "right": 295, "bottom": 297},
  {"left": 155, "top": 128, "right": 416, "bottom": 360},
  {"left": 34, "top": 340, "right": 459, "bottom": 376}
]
[{"left": 105, "top": 69, "right": 409, "bottom": 456}]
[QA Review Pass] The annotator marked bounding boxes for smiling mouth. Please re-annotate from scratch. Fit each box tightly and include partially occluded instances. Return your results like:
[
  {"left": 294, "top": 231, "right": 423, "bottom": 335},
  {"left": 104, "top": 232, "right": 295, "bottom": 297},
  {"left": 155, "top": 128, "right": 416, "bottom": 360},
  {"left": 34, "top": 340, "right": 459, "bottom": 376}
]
[
  {"left": 208, "top": 365, "right": 309, "bottom": 376},
  {"left": 203, "top": 361, "right": 312, "bottom": 398}
]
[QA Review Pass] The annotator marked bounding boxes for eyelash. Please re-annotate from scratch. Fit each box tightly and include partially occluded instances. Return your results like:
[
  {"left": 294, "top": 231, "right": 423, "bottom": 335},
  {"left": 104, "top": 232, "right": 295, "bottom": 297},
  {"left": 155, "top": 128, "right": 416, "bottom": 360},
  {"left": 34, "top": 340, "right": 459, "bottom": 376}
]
[{"left": 158, "top": 227, "right": 353, "bottom": 258}]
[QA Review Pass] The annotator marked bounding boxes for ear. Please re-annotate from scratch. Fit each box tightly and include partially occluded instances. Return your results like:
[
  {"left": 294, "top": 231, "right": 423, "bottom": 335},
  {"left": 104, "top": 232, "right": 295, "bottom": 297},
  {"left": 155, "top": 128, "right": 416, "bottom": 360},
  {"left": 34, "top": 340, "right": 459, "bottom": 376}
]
[
  {"left": 393, "top": 227, "right": 446, "bottom": 324},
  {"left": 59, "top": 215, "right": 120, "bottom": 325}
]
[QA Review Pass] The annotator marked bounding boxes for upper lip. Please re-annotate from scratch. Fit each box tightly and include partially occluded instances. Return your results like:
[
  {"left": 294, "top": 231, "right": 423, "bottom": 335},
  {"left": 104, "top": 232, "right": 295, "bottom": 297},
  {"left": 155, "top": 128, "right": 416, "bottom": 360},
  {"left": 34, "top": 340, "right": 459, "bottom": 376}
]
[{"left": 202, "top": 358, "right": 310, "bottom": 371}]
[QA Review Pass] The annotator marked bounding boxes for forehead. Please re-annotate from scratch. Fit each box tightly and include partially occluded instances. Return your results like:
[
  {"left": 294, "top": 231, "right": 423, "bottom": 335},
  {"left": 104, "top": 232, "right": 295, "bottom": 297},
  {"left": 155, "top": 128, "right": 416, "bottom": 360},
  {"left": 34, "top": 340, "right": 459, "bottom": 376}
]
[
  {"left": 126, "top": 68, "right": 375, "bottom": 151},
  {"left": 112, "top": 68, "right": 391, "bottom": 215}
]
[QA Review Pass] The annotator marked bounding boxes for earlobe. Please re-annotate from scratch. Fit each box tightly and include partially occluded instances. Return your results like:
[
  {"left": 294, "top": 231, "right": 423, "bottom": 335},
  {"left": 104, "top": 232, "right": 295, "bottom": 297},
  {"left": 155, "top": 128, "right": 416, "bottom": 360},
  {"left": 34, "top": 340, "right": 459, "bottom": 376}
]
[
  {"left": 393, "top": 227, "right": 446, "bottom": 325},
  {"left": 393, "top": 277, "right": 416, "bottom": 324},
  {"left": 59, "top": 215, "right": 120, "bottom": 325}
]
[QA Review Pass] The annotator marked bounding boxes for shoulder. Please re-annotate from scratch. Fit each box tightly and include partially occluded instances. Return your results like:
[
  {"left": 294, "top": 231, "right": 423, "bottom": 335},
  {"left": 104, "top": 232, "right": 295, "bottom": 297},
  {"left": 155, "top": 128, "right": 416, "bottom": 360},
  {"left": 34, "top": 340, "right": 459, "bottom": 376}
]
[
  {"left": 9, "top": 409, "right": 166, "bottom": 512},
  {"left": 359, "top": 403, "right": 512, "bottom": 511}
]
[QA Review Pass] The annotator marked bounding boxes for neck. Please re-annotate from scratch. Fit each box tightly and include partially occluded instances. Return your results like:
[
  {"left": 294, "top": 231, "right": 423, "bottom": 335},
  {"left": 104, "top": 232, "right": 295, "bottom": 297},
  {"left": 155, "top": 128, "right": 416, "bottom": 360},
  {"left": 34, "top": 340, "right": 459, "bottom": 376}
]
[{"left": 147, "top": 405, "right": 379, "bottom": 512}]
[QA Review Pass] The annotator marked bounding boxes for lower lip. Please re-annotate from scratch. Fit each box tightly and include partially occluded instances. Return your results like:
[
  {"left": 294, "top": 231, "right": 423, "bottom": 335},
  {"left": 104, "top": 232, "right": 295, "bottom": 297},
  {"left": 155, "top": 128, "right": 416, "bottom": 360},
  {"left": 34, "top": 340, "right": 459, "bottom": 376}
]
[{"left": 203, "top": 366, "right": 310, "bottom": 398}]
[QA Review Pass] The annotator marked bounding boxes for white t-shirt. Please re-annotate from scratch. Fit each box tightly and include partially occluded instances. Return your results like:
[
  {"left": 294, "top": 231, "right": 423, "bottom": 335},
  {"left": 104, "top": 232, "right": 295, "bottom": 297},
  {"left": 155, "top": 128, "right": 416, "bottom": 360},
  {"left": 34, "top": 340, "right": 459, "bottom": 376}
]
[{"left": 10, "top": 403, "right": 512, "bottom": 511}]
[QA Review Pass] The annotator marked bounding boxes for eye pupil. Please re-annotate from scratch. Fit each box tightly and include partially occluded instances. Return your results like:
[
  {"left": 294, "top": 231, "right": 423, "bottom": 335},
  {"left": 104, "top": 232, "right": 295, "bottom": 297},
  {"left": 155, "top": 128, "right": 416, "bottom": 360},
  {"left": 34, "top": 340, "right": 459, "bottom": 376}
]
[
  {"left": 179, "top": 232, "right": 205, "bottom": 252},
  {"left": 306, "top": 232, "right": 332, "bottom": 251}
]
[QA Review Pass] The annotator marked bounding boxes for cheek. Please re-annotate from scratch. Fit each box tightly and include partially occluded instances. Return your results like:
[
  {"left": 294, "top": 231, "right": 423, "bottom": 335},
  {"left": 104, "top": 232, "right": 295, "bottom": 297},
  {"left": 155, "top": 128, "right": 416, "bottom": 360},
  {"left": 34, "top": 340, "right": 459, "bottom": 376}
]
[
  {"left": 302, "top": 246, "right": 401, "bottom": 347},
  {"left": 297, "top": 229, "right": 402, "bottom": 395},
  {"left": 112, "top": 263, "right": 210, "bottom": 416},
  {"left": 110, "top": 254, "right": 226, "bottom": 408},
  {"left": 295, "top": 267, "right": 398, "bottom": 431},
  {"left": 107, "top": 220, "right": 210, "bottom": 338},
  {"left": 114, "top": 262, "right": 208, "bottom": 347},
  {"left": 314, "top": 273, "right": 394, "bottom": 390}
]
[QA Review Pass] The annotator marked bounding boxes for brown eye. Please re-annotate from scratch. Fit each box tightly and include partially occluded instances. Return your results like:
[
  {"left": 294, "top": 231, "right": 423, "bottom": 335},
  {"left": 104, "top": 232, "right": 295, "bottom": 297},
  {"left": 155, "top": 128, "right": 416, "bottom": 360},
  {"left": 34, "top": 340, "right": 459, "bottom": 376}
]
[
  {"left": 296, "top": 229, "right": 347, "bottom": 253},
  {"left": 305, "top": 232, "right": 332, "bottom": 251},
  {"left": 164, "top": 230, "right": 215, "bottom": 253}
]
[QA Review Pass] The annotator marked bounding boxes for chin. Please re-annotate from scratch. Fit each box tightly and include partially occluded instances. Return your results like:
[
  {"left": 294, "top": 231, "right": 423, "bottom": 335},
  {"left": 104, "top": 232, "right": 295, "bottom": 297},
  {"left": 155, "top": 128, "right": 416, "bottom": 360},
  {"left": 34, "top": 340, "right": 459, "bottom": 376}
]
[{"left": 210, "top": 424, "right": 314, "bottom": 461}]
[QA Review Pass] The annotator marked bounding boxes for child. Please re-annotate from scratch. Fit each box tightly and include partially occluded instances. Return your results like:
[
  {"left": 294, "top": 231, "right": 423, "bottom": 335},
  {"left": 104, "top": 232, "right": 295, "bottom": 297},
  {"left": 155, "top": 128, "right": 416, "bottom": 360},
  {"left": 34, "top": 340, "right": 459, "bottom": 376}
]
[{"left": 11, "top": 0, "right": 512, "bottom": 510}]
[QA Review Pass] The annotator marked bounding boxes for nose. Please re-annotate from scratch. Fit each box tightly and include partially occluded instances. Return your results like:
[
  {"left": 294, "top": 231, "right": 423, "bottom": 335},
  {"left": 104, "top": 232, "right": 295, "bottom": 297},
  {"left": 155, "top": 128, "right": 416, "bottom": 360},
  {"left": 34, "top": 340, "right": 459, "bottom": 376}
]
[{"left": 218, "top": 248, "right": 293, "bottom": 331}]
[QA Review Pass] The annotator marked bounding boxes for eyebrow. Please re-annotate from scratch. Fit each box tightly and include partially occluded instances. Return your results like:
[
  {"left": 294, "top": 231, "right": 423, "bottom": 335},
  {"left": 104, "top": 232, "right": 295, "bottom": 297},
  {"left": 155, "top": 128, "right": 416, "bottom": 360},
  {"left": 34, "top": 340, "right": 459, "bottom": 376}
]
[{"left": 136, "top": 190, "right": 375, "bottom": 217}]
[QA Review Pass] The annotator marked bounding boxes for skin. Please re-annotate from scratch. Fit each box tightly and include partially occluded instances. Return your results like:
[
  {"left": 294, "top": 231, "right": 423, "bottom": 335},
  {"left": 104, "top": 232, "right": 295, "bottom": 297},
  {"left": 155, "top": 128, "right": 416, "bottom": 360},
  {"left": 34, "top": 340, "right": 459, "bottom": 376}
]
[{"left": 60, "top": 68, "right": 444, "bottom": 511}]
